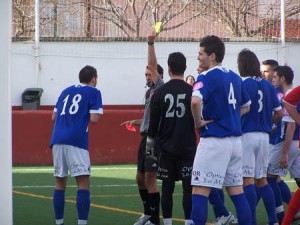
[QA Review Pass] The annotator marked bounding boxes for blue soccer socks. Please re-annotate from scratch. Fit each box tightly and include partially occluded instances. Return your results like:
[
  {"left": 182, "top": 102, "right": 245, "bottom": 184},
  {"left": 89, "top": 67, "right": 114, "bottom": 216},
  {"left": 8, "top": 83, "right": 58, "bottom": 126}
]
[
  {"left": 209, "top": 188, "right": 229, "bottom": 218},
  {"left": 278, "top": 180, "right": 291, "bottom": 204},
  {"left": 268, "top": 178, "right": 284, "bottom": 223},
  {"left": 259, "top": 184, "right": 278, "bottom": 224},
  {"left": 53, "top": 189, "right": 65, "bottom": 225},
  {"left": 255, "top": 185, "right": 261, "bottom": 204},
  {"left": 76, "top": 189, "right": 90, "bottom": 225},
  {"left": 217, "top": 188, "right": 225, "bottom": 202},
  {"left": 244, "top": 184, "right": 257, "bottom": 225},
  {"left": 191, "top": 194, "right": 208, "bottom": 225},
  {"left": 230, "top": 193, "right": 251, "bottom": 225}
]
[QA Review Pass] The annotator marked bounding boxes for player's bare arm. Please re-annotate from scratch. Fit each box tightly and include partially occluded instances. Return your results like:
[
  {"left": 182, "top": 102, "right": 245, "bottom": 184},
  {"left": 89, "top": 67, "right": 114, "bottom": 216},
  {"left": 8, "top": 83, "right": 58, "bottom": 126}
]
[
  {"left": 280, "top": 121, "right": 295, "bottom": 168},
  {"left": 191, "top": 96, "right": 213, "bottom": 129},
  {"left": 90, "top": 113, "right": 100, "bottom": 124},
  {"left": 52, "top": 111, "right": 56, "bottom": 122},
  {"left": 240, "top": 105, "right": 250, "bottom": 116},
  {"left": 191, "top": 96, "right": 202, "bottom": 128},
  {"left": 283, "top": 100, "right": 300, "bottom": 126},
  {"left": 147, "top": 28, "right": 159, "bottom": 85}
]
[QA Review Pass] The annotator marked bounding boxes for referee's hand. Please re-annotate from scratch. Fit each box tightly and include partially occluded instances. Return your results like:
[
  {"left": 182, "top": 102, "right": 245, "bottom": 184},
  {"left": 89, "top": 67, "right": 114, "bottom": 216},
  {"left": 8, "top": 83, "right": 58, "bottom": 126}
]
[
  {"left": 148, "top": 29, "right": 156, "bottom": 44},
  {"left": 120, "top": 120, "right": 135, "bottom": 126}
]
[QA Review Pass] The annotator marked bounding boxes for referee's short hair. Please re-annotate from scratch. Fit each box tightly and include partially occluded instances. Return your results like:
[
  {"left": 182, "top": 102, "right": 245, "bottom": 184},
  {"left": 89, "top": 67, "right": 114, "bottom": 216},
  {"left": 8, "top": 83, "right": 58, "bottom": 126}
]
[{"left": 157, "top": 64, "right": 164, "bottom": 76}]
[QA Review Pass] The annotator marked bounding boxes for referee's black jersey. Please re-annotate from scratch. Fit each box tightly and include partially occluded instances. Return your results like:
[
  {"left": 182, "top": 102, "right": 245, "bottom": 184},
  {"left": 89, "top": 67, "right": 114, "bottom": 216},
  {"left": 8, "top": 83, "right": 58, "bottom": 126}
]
[{"left": 148, "top": 79, "right": 196, "bottom": 155}]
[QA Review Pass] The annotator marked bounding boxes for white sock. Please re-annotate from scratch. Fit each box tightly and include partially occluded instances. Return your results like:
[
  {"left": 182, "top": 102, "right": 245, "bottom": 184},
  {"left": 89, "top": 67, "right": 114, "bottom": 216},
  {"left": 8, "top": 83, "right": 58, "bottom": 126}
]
[
  {"left": 55, "top": 219, "right": 64, "bottom": 225},
  {"left": 78, "top": 219, "right": 87, "bottom": 225},
  {"left": 185, "top": 219, "right": 193, "bottom": 225},
  {"left": 163, "top": 218, "right": 172, "bottom": 225}
]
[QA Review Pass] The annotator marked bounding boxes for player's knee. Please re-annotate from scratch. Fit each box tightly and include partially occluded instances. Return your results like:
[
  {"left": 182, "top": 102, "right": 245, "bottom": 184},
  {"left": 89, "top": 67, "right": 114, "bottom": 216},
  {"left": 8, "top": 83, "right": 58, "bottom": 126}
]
[
  {"left": 136, "top": 173, "right": 146, "bottom": 188},
  {"left": 254, "top": 177, "right": 268, "bottom": 187},
  {"left": 243, "top": 177, "right": 254, "bottom": 186},
  {"left": 226, "top": 186, "right": 244, "bottom": 196}
]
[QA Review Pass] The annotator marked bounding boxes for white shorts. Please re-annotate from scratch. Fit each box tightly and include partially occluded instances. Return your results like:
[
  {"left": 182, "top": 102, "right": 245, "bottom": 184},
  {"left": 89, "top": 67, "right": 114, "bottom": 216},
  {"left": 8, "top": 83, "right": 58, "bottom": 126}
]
[
  {"left": 191, "top": 136, "right": 243, "bottom": 189},
  {"left": 268, "top": 144, "right": 274, "bottom": 162},
  {"left": 241, "top": 132, "right": 269, "bottom": 179},
  {"left": 268, "top": 141, "right": 300, "bottom": 178},
  {"left": 52, "top": 144, "right": 91, "bottom": 177}
]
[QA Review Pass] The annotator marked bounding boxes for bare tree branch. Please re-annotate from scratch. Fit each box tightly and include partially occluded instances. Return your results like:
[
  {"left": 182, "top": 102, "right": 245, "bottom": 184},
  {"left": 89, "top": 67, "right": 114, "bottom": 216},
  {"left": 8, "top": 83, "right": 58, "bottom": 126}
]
[{"left": 11, "top": 0, "right": 300, "bottom": 40}]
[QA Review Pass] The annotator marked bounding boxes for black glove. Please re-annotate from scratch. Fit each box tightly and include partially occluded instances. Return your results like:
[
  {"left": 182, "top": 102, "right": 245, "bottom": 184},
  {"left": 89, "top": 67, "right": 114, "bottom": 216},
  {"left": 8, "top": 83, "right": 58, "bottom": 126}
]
[{"left": 145, "top": 146, "right": 157, "bottom": 169}]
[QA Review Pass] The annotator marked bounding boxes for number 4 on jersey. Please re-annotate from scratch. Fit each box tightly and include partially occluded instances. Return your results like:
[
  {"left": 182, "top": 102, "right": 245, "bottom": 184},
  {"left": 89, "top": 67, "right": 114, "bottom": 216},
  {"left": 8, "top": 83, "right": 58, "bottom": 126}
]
[{"left": 228, "top": 83, "right": 237, "bottom": 109}]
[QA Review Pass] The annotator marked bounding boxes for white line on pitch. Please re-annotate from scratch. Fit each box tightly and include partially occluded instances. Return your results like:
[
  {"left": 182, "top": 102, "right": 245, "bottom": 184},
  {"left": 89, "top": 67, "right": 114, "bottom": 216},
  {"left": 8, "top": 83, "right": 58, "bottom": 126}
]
[
  {"left": 13, "top": 184, "right": 138, "bottom": 189},
  {"left": 13, "top": 167, "right": 136, "bottom": 172}
]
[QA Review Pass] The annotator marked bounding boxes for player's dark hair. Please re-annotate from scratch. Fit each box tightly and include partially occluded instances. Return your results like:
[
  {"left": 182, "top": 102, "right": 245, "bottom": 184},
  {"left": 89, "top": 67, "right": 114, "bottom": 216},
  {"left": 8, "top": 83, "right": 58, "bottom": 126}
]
[
  {"left": 262, "top": 59, "right": 279, "bottom": 70},
  {"left": 157, "top": 64, "right": 164, "bottom": 76},
  {"left": 274, "top": 65, "right": 294, "bottom": 85},
  {"left": 167, "top": 52, "right": 186, "bottom": 75},
  {"left": 79, "top": 65, "right": 98, "bottom": 84},
  {"left": 237, "top": 49, "right": 261, "bottom": 77},
  {"left": 200, "top": 35, "right": 225, "bottom": 63}
]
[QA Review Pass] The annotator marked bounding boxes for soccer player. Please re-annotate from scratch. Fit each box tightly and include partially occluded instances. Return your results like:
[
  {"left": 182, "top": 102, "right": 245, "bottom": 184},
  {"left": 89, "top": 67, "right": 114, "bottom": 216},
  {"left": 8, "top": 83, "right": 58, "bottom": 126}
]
[
  {"left": 282, "top": 86, "right": 300, "bottom": 224},
  {"left": 196, "top": 66, "right": 237, "bottom": 225},
  {"left": 261, "top": 59, "right": 280, "bottom": 148},
  {"left": 261, "top": 59, "right": 281, "bottom": 154},
  {"left": 281, "top": 188, "right": 300, "bottom": 225},
  {"left": 261, "top": 59, "right": 292, "bottom": 207},
  {"left": 267, "top": 65, "right": 300, "bottom": 224},
  {"left": 284, "top": 85, "right": 300, "bottom": 126},
  {"left": 261, "top": 59, "right": 279, "bottom": 83},
  {"left": 238, "top": 49, "right": 282, "bottom": 225},
  {"left": 121, "top": 29, "right": 164, "bottom": 225},
  {"left": 49, "top": 65, "right": 103, "bottom": 225},
  {"left": 190, "top": 35, "right": 251, "bottom": 225},
  {"left": 146, "top": 51, "right": 196, "bottom": 225}
]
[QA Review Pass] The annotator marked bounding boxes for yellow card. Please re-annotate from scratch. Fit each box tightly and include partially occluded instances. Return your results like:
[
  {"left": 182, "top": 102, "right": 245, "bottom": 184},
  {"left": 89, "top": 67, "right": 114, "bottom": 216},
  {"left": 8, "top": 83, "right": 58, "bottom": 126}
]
[{"left": 155, "top": 22, "right": 162, "bottom": 33}]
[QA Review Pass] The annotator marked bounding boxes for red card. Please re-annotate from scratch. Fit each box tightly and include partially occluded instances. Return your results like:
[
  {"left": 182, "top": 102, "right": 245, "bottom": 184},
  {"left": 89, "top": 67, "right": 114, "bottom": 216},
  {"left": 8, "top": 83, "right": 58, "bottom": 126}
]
[{"left": 126, "top": 124, "right": 136, "bottom": 132}]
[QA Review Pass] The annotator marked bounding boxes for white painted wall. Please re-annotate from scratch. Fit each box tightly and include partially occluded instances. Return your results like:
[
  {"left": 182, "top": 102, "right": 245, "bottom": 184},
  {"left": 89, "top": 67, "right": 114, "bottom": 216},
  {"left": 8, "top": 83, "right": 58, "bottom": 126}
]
[{"left": 11, "top": 41, "right": 300, "bottom": 106}]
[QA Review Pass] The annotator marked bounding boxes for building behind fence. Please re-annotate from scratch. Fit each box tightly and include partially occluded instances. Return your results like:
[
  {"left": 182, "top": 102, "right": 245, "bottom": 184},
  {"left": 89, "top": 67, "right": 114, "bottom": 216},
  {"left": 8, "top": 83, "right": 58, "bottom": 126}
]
[{"left": 13, "top": 0, "right": 300, "bottom": 42}]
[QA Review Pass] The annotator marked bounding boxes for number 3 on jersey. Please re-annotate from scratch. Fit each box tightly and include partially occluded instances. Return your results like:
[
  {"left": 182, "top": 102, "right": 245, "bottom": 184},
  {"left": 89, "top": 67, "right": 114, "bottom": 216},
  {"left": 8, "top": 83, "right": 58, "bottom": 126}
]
[
  {"left": 60, "top": 94, "right": 82, "bottom": 115},
  {"left": 165, "top": 94, "right": 186, "bottom": 118},
  {"left": 228, "top": 83, "right": 237, "bottom": 109}
]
